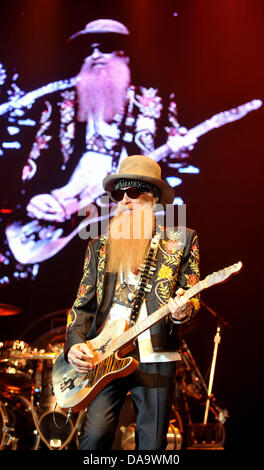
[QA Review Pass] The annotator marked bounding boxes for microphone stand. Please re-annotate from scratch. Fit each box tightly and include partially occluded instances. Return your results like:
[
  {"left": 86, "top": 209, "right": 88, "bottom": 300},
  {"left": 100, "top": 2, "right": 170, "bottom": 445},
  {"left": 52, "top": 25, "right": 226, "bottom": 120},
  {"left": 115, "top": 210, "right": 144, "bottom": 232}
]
[{"left": 200, "top": 300, "right": 230, "bottom": 424}]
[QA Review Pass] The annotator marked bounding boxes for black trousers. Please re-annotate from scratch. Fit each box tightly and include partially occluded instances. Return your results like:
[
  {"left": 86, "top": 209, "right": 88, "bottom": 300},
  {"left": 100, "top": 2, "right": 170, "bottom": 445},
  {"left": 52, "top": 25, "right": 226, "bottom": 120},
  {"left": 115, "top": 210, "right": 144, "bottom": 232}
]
[{"left": 79, "top": 360, "right": 177, "bottom": 450}]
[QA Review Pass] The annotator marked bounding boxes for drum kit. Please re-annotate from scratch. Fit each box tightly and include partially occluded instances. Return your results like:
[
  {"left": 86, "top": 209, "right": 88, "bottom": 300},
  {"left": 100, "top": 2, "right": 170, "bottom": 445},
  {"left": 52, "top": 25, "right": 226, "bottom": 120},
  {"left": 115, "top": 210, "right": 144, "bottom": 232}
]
[
  {"left": 0, "top": 304, "right": 86, "bottom": 450},
  {"left": 0, "top": 302, "right": 229, "bottom": 450}
]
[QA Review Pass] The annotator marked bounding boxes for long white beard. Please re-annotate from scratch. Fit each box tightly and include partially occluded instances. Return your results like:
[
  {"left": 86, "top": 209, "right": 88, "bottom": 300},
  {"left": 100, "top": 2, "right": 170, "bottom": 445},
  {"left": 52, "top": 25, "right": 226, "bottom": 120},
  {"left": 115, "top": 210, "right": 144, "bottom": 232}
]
[{"left": 76, "top": 56, "right": 131, "bottom": 123}]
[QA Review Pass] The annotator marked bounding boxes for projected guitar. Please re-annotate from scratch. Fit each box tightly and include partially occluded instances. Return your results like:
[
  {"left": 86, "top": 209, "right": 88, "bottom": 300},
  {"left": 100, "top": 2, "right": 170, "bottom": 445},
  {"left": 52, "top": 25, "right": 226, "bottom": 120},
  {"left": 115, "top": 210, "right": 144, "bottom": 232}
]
[
  {"left": 5, "top": 99, "right": 261, "bottom": 264},
  {"left": 52, "top": 261, "right": 243, "bottom": 412},
  {"left": 149, "top": 99, "right": 262, "bottom": 163}
]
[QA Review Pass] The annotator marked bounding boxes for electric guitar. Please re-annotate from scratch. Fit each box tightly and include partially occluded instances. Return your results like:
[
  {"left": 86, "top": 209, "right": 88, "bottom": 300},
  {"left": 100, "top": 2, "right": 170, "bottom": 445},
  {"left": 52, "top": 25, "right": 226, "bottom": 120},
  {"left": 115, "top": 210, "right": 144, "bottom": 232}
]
[
  {"left": 5, "top": 99, "right": 261, "bottom": 265},
  {"left": 52, "top": 261, "right": 243, "bottom": 412}
]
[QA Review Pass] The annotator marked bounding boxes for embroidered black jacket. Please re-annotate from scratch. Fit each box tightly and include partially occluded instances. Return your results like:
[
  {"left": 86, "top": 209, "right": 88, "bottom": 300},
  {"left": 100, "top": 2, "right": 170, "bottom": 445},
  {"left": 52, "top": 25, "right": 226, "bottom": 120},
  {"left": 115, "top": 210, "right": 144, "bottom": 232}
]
[{"left": 64, "top": 226, "right": 200, "bottom": 357}]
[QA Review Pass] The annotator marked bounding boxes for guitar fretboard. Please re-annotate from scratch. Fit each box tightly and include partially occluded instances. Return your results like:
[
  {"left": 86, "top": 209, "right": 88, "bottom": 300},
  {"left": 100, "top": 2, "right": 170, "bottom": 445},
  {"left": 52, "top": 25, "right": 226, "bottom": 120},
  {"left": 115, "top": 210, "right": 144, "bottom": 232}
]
[
  {"left": 93, "top": 260, "right": 242, "bottom": 365},
  {"left": 149, "top": 101, "right": 260, "bottom": 163},
  {"left": 107, "top": 280, "right": 204, "bottom": 356}
]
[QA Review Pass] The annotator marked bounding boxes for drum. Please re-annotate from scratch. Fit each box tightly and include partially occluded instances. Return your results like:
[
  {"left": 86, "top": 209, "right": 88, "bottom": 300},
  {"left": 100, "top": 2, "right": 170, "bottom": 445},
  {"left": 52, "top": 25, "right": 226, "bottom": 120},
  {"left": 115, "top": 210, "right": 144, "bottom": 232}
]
[
  {"left": 0, "top": 396, "right": 39, "bottom": 450},
  {"left": 29, "top": 325, "right": 84, "bottom": 449},
  {"left": 0, "top": 340, "right": 34, "bottom": 396},
  {"left": 31, "top": 403, "right": 85, "bottom": 450},
  {"left": 112, "top": 395, "right": 183, "bottom": 450},
  {"left": 0, "top": 401, "right": 10, "bottom": 449}
]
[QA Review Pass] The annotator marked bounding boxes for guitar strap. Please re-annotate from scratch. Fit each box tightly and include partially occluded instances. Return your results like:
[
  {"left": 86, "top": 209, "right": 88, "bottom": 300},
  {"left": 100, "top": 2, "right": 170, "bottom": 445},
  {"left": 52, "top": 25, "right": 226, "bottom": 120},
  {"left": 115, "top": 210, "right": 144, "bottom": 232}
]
[{"left": 129, "top": 232, "right": 160, "bottom": 326}]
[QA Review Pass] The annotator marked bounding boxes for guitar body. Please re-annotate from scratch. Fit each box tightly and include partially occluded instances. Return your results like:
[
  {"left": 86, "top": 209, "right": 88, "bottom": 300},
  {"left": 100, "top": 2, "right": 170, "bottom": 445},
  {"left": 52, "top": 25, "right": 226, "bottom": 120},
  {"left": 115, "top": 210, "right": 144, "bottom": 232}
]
[{"left": 52, "top": 318, "right": 138, "bottom": 412}]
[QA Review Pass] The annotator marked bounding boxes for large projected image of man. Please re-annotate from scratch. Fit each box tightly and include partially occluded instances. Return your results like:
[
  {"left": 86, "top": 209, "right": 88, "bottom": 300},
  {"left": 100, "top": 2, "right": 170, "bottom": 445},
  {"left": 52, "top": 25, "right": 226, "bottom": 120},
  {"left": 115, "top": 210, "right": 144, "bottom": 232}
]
[
  {"left": 1, "top": 19, "right": 198, "bottom": 284},
  {"left": 0, "top": 19, "right": 260, "bottom": 285},
  {"left": 26, "top": 21, "right": 133, "bottom": 225}
]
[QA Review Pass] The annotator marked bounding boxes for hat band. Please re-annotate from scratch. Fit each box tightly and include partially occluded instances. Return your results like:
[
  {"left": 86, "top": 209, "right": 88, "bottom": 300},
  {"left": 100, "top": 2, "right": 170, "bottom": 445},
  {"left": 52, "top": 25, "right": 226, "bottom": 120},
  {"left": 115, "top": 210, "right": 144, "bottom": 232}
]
[{"left": 114, "top": 179, "right": 160, "bottom": 199}]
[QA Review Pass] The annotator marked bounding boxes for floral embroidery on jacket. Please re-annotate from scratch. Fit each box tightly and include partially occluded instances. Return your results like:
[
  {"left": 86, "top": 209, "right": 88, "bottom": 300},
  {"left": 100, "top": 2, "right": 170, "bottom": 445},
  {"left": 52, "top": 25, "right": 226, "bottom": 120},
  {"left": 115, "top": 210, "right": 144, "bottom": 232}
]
[
  {"left": 73, "top": 246, "right": 92, "bottom": 308},
  {"left": 155, "top": 230, "right": 184, "bottom": 306},
  {"left": 154, "top": 229, "right": 200, "bottom": 311},
  {"left": 185, "top": 273, "right": 199, "bottom": 287},
  {"left": 186, "top": 234, "right": 200, "bottom": 312},
  {"left": 59, "top": 90, "right": 75, "bottom": 166},
  {"left": 22, "top": 101, "right": 52, "bottom": 181},
  {"left": 66, "top": 308, "right": 77, "bottom": 329},
  {"left": 157, "top": 265, "right": 173, "bottom": 280},
  {"left": 96, "top": 236, "right": 108, "bottom": 306},
  {"left": 188, "top": 235, "right": 200, "bottom": 276}
]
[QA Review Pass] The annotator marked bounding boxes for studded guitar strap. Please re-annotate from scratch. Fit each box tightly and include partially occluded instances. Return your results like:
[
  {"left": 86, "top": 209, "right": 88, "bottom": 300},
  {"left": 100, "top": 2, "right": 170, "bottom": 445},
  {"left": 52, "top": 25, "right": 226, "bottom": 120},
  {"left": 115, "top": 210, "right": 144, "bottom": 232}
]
[{"left": 129, "top": 232, "right": 160, "bottom": 326}]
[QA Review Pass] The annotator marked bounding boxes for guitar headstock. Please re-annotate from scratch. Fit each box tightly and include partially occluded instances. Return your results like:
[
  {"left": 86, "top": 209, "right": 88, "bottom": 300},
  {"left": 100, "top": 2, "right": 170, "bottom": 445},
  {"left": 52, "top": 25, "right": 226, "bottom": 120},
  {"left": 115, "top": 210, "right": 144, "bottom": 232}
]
[
  {"left": 211, "top": 100, "right": 262, "bottom": 126},
  {"left": 203, "top": 261, "right": 243, "bottom": 288}
]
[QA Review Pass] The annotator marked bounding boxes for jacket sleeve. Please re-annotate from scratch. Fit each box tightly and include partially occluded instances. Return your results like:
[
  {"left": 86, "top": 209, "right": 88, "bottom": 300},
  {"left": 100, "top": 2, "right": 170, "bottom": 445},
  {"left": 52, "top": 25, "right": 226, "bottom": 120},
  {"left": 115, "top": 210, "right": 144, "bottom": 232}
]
[
  {"left": 64, "top": 240, "right": 98, "bottom": 355},
  {"left": 175, "top": 229, "right": 200, "bottom": 321}
]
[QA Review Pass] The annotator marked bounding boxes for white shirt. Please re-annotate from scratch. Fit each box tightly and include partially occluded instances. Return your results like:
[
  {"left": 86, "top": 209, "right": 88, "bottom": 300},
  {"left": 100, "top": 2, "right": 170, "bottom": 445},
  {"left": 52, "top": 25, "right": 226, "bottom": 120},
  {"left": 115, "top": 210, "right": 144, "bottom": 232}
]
[{"left": 106, "top": 272, "right": 181, "bottom": 363}]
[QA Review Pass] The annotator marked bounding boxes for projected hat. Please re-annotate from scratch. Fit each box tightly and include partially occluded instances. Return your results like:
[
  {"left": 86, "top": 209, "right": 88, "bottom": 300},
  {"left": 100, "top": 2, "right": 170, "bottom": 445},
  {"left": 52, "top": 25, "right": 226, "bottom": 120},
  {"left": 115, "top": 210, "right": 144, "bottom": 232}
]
[
  {"left": 103, "top": 155, "right": 175, "bottom": 207},
  {"left": 68, "top": 19, "right": 130, "bottom": 41}
]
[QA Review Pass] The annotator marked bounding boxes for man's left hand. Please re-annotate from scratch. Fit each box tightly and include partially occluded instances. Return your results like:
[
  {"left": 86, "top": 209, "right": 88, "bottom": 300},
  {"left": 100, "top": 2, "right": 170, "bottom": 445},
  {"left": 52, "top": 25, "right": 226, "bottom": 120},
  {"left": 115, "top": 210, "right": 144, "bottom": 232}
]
[{"left": 168, "top": 288, "right": 193, "bottom": 322}]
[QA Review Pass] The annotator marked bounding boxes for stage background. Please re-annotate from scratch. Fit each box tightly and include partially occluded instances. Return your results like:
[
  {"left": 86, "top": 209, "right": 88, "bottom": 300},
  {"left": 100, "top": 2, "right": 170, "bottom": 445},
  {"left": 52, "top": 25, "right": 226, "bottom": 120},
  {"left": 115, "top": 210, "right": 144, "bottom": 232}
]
[{"left": 0, "top": 0, "right": 263, "bottom": 450}]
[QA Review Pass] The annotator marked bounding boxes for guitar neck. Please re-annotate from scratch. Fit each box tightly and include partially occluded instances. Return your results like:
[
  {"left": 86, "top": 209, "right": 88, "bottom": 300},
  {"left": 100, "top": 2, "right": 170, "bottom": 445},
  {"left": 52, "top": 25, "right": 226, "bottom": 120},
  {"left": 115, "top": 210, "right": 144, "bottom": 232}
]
[
  {"left": 149, "top": 118, "right": 239, "bottom": 163},
  {"left": 111, "top": 281, "right": 204, "bottom": 352},
  {"left": 148, "top": 143, "right": 172, "bottom": 163},
  {"left": 147, "top": 118, "right": 219, "bottom": 163},
  {"left": 148, "top": 100, "right": 261, "bottom": 163},
  {"left": 93, "top": 260, "right": 242, "bottom": 364}
]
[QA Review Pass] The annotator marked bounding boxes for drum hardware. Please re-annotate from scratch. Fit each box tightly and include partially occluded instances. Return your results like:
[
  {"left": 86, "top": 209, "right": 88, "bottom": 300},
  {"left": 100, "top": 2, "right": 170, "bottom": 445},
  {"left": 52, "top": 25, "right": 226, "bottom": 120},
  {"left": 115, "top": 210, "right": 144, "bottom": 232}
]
[
  {"left": 0, "top": 339, "right": 60, "bottom": 364},
  {"left": 0, "top": 340, "right": 59, "bottom": 399},
  {"left": 0, "top": 400, "right": 16, "bottom": 449},
  {"left": 0, "top": 334, "right": 78, "bottom": 450},
  {"left": 199, "top": 300, "right": 230, "bottom": 426},
  {"left": 175, "top": 302, "right": 229, "bottom": 450},
  {"left": 112, "top": 395, "right": 183, "bottom": 450},
  {"left": 0, "top": 328, "right": 82, "bottom": 450},
  {"left": 0, "top": 379, "right": 82, "bottom": 450},
  {"left": 0, "top": 352, "right": 57, "bottom": 361},
  {"left": 120, "top": 422, "right": 182, "bottom": 450},
  {"left": 186, "top": 422, "right": 225, "bottom": 450},
  {"left": 28, "top": 327, "right": 83, "bottom": 450},
  {"left": 177, "top": 339, "right": 229, "bottom": 425},
  {"left": 0, "top": 395, "right": 40, "bottom": 450},
  {"left": 0, "top": 340, "right": 35, "bottom": 397},
  {"left": 33, "top": 396, "right": 84, "bottom": 450},
  {"left": 30, "top": 394, "right": 85, "bottom": 450}
]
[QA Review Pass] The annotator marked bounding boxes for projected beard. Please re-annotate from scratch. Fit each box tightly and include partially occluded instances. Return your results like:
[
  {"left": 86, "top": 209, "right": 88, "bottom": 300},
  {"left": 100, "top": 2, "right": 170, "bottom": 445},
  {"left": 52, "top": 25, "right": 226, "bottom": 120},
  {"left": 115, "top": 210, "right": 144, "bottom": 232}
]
[
  {"left": 106, "top": 203, "right": 155, "bottom": 276},
  {"left": 76, "top": 53, "right": 131, "bottom": 123}
]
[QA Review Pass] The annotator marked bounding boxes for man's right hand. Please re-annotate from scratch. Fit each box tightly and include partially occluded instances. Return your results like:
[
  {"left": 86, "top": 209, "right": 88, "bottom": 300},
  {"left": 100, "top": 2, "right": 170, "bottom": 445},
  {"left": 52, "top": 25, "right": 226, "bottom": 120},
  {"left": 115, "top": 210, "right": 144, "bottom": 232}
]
[{"left": 67, "top": 343, "right": 95, "bottom": 373}]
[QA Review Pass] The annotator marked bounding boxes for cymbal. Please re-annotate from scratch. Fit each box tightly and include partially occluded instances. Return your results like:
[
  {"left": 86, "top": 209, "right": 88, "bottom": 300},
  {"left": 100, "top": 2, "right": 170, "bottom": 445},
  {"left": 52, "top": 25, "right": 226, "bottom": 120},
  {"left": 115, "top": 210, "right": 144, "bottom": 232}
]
[{"left": 0, "top": 303, "right": 22, "bottom": 316}]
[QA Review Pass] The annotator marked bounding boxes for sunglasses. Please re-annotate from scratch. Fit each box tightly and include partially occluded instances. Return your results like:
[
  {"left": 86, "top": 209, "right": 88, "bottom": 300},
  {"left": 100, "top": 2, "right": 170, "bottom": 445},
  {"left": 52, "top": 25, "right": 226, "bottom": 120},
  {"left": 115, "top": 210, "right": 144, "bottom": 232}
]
[
  {"left": 110, "top": 187, "right": 150, "bottom": 202},
  {"left": 88, "top": 40, "right": 126, "bottom": 56}
]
